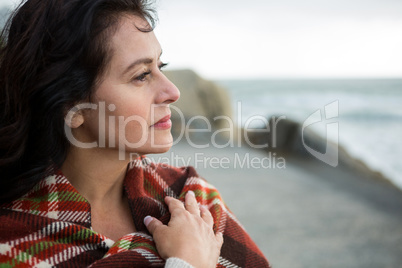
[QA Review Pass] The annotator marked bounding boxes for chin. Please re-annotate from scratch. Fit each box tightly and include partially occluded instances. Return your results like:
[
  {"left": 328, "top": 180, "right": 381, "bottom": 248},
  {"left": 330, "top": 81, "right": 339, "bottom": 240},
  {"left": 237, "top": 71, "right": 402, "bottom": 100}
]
[
  {"left": 148, "top": 140, "right": 173, "bottom": 154},
  {"left": 132, "top": 136, "right": 174, "bottom": 155}
]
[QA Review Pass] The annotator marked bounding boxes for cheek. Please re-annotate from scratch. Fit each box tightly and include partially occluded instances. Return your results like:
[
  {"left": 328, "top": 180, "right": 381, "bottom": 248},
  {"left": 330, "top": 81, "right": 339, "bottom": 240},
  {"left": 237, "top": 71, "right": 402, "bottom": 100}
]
[
  {"left": 107, "top": 106, "right": 151, "bottom": 146},
  {"left": 87, "top": 88, "right": 159, "bottom": 151}
]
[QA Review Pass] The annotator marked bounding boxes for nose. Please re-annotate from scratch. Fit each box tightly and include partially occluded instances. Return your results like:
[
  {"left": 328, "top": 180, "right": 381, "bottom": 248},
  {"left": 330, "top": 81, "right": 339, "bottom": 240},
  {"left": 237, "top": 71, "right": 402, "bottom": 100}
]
[{"left": 156, "top": 73, "right": 180, "bottom": 104}]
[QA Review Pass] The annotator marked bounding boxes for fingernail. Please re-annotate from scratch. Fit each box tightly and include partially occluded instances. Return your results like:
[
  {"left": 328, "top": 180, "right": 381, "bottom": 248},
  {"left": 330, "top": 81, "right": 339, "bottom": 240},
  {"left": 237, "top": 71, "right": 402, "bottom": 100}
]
[
  {"left": 144, "top": 216, "right": 153, "bottom": 227},
  {"left": 188, "top": 190, "right": 195, "bottom": 197}
]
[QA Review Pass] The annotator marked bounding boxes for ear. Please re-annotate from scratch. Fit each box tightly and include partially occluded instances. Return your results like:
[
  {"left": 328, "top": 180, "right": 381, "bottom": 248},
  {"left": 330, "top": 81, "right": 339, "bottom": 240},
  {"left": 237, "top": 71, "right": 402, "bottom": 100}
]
[{"left": 64, "top": 110, "right": 84, "bottom": 129}]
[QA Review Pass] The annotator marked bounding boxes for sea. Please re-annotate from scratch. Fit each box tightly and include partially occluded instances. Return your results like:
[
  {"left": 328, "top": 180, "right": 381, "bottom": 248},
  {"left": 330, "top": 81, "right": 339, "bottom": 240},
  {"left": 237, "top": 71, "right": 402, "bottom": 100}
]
[{"left": 216, "top": 79, "right": 402, "bottom": 190}]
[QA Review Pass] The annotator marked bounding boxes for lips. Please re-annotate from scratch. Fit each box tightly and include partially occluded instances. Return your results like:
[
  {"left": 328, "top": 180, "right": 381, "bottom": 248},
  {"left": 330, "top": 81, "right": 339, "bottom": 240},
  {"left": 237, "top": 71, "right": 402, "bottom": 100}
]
[{"left": 152, "top": 114, "right": 172, "bottom": 129}]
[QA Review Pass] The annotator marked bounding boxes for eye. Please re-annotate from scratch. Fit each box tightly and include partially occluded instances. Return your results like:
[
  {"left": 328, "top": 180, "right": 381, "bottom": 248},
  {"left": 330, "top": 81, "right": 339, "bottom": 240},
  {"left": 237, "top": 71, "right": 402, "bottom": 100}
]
[
  {"left": 135, "top": 70, "right": 151, "bottom": 82},
  {"left": 158, "top": 62, "right": 168, "bottom": 71}
]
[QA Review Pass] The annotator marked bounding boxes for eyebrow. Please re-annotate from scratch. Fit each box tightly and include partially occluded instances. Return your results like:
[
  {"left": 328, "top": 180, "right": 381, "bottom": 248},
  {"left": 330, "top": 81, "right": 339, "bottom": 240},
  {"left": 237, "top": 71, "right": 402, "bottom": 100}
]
[{"left": 122, "top": 50, "right": 163, "bottom": 76}]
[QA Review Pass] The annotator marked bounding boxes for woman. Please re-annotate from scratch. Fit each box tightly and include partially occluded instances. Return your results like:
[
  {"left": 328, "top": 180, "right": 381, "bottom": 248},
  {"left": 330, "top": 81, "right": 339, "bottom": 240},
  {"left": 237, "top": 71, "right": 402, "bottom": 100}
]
[{"left": 0, "top": 0, "right": 270, "bottom": 267}]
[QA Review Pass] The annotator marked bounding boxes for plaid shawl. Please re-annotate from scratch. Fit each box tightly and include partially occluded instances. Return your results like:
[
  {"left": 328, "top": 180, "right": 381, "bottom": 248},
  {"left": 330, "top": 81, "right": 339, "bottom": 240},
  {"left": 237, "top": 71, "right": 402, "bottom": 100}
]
[{"left": 0, "top": 157, "right": 270, "bottom": 267}]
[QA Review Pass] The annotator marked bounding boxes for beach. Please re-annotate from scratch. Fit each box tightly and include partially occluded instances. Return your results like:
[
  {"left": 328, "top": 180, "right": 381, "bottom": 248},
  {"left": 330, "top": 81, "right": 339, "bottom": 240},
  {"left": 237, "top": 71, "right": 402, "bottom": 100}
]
[
  {"left": 153, "top": 70, "right": 402, "bottom": 267},
  {"left": 150, "top": 140, "right": 402, "bottom": 267}
]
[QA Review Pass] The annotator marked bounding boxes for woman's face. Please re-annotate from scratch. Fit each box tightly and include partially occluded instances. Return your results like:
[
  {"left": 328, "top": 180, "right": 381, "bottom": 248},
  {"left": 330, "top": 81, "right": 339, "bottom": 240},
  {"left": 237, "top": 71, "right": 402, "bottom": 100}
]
[{"left": 78, "top": 15, "right": 180, "bottom": 157}]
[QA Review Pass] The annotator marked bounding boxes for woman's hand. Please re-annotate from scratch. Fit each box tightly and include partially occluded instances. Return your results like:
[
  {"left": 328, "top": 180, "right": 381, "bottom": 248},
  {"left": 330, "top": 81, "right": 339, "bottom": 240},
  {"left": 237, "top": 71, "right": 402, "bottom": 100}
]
[{"left": 144, "top": 191, "right": 223, "bottom": 268}]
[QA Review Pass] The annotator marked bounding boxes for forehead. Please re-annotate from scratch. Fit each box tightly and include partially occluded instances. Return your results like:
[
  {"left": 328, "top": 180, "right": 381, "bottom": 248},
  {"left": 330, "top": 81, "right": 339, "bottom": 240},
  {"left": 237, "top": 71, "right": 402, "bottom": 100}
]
[{"left": 108, "top": 15, "right": 161, "bottom": 68}]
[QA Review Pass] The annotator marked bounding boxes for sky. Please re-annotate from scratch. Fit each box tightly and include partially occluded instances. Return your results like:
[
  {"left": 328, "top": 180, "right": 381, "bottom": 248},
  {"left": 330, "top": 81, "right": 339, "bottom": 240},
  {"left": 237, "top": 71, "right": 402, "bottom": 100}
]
[{"left": 1, "top": 0, "right": 402, "bottom": 79}]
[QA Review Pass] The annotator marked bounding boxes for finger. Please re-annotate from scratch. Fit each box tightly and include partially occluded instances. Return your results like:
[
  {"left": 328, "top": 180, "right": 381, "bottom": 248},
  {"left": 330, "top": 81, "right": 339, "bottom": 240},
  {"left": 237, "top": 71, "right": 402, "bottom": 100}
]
[
  {"left": 164, "top": 196, "right": 185, "bottom": 214},
  {"left": 185, "top": 191, "right": 200, "bottom": 216},
  {"left": 200, "top": 205, "right": 214, "bottom": 227},
  {"left": 215, "top": 232, "right": 224, "bottom": 248},
  {"left": 144, "top": 216, "right": 163, "bottom": 235}
]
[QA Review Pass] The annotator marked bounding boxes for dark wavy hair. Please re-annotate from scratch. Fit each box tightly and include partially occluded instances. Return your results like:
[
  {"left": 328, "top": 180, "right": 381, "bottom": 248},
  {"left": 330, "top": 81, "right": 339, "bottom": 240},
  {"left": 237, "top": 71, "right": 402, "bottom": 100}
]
[{"left": 0, "top": 0, "right": 156, "bottom": 203}]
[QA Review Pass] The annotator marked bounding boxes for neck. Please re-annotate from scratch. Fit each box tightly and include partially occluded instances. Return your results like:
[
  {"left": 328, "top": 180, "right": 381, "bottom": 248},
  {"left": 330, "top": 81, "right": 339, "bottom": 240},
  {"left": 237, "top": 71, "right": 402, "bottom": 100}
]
[
  {"left": 61, "top": 146, "right": 139, "bottom": 238},
  {"left": 61, "top": 146, "right": 132, "bottom": 208}
]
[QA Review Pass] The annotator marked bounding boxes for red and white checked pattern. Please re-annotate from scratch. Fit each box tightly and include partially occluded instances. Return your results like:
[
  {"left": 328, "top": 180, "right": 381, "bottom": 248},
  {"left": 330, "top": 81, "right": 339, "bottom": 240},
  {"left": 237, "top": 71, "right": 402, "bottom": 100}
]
[{"left": 0, "top": 156, "right": 270, "bottom": 267}]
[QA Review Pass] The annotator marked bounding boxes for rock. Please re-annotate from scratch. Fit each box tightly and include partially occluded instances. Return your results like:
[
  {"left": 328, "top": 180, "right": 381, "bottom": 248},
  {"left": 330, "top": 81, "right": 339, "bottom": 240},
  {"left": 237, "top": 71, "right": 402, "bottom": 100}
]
[
  {"left": 164, "top": 69, "right": 232, "bottom": 139},
  {"left": 245, "top": 116, "right": 396, "bottom": 185},
  {"left": 245, "top": 116, "right": 345, "bottom": 161},
  {"left": 245, "top": 116, "right": 302, "bottom": 153}
]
